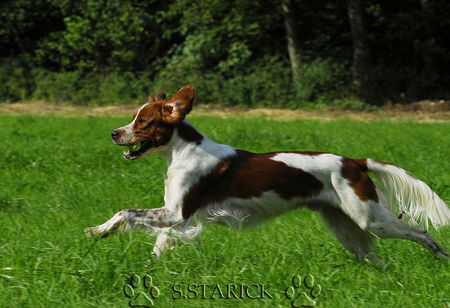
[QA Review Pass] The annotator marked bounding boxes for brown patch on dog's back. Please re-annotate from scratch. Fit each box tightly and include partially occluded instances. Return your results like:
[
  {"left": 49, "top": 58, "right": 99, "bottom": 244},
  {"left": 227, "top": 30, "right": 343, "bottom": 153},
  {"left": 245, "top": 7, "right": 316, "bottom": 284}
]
[
  {"left": 353, "top": 158, "right": 368, "bottom": 170},
  {"left": 182, "top": 150, "right": 324, "bottom": 219},
  {"left": 341, "top": 158, "right": 378, "bottom": 202}
]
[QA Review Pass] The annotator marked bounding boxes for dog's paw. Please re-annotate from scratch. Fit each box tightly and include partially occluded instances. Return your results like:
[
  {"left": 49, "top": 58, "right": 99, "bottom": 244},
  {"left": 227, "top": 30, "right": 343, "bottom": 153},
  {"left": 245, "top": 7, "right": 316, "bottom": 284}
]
[
  {"left": 364, "top": 253, "right": 388, "bottom": 271},
  {"left": 84, "top": 227, "right": 97, "bottom": 238},
  {"left": 285, "top": 274, "right": 321, "bottom": 308},
  {"left": 84, "top": 226, "right": 110, "bottom": 238},
  {"left": 84, "top": 225, "right": 118, "bottom": 238},
  {"left": 435, "top": 249, "right": 449, "bottom": 260}
]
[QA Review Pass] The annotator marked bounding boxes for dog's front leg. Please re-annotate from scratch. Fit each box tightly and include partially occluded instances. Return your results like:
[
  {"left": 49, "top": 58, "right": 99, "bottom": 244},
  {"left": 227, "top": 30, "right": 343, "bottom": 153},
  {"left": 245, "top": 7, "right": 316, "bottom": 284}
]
[{"left": 84, "top": 208, "right": 182, "bottom": 238}]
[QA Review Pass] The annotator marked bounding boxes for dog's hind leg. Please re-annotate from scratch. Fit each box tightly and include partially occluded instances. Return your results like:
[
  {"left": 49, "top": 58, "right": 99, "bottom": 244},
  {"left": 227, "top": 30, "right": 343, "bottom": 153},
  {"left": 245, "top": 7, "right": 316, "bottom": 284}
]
[
  {"left": 364, "top": 206, "right": 449, "bottom": 259},
  {"left": 331, "top": 172, "right": 449, "bottom": 259},
  {"left": 318, "top": 205, "right": 384, "bottom": 266}
]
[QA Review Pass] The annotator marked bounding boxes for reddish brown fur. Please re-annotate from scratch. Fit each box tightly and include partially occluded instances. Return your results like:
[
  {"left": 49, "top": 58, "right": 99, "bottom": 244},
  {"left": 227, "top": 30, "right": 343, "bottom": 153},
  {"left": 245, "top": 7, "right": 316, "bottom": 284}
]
[
  {"left": 132, "top": 102, "right": 175, "bottom": 147},
  {"left": 129, "top": 85, "right": 197, "bottom": 147},
  {"left": 182, "top": 150, "right": 324, "bottom": 219},
  {"left": 353, "top": 158, "right": 368, "bottom": 170},
  {"left": 177, "top": 122, "right": 203, "bottom": 144},
  {"left": 341, "top": 158, "right": 378, "bottom": 202},
  {"left": 161, "top": 85, "right": 195, "bottom": 124},
  {"left": 148, "top": 92, "right": 166, "bottom": 102}
]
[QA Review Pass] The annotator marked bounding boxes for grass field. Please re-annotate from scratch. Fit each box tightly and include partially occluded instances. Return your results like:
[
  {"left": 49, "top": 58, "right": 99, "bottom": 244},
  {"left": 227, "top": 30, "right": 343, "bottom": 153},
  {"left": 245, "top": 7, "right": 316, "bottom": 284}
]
[{"left": 0, "top": 113, "right": 449, "bottom": 307}]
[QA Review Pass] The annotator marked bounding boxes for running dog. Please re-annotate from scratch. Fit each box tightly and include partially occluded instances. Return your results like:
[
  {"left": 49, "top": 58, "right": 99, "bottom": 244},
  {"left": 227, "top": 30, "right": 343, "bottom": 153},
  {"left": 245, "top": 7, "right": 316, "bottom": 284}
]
[{"left": 85, "top": 85, "right": 449, "bottom": 264}]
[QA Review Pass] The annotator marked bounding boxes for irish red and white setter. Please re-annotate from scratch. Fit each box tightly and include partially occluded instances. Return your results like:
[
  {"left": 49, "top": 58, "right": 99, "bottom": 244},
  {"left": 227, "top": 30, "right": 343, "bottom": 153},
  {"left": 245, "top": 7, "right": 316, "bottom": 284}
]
[{"left": 85, "top": 85, "right": 449, "bottom": 265}]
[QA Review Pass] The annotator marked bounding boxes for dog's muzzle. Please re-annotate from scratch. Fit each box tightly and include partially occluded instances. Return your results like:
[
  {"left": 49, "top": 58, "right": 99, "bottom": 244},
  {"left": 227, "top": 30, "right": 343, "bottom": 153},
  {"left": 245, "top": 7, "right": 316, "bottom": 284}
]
[{"left": 111, "top": 129, "right": 120, "bottom": 142}]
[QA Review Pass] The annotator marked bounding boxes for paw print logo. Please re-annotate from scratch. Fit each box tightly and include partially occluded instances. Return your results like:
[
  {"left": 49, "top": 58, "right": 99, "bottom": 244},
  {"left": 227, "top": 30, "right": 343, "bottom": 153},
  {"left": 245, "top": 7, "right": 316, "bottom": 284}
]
[
  {"left": 123, "top": 274, "right": 160, "bottom": 307},
  {"left": 284, "top": 274, "right": 321, "bottom": 308}
]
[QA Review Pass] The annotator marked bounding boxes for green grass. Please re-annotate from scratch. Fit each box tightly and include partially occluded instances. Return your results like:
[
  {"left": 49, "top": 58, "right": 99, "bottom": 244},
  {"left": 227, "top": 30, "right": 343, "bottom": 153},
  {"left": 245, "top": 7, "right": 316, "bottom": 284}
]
[{"left": 0, "top": 114, "right": 449, "bottom": 307}]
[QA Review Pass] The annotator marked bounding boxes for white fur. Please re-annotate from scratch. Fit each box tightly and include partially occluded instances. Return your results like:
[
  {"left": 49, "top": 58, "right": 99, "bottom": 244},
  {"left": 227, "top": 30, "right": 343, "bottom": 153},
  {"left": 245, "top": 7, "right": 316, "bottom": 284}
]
[
  {"left": 113, "top": 103, "right": 148, "bottom": 145},
  {"left": 197, "top": 189, "right": 340, "bottom": 230},
  {"left": 156, "top": 121, "right": 236, "bottom": 212},
  {"left": 367, "top": 159, "right": 450, "bottom": 230},
  {"left": 153, "top": 121, "right": 236, "bottom": 242},
  {"left": 86, "top": 112, "right": 449, "bottom": 261},
  {"left": 270, "top": 152, "right": 342, "bottom": 184}
]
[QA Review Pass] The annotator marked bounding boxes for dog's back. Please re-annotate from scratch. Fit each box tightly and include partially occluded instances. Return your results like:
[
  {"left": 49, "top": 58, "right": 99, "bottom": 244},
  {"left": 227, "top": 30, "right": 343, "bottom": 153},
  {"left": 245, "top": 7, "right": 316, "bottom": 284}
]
[{"left": 85, "top": 85, "right": 449, "bottom": 263}]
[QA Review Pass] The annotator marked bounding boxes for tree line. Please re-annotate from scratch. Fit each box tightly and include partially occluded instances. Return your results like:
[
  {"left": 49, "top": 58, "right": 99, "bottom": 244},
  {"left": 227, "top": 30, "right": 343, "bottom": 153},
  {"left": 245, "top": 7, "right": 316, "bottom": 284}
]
[{"left": 1, "top": 0, "right": 449, "bottom": 107}]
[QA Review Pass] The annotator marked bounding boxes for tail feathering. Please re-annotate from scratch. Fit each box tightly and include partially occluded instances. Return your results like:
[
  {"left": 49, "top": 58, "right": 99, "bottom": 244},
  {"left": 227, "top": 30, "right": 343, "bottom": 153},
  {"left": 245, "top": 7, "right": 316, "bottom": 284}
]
[{"left": 367, "top": 159, "right": 450, "bottom": 230}]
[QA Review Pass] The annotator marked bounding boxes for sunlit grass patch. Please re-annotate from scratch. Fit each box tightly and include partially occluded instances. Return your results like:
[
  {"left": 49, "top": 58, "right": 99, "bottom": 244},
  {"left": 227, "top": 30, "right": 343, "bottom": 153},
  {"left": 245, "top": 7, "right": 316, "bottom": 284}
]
[{"left": 0, "top": 115, "right": 448, "bottom": 307}]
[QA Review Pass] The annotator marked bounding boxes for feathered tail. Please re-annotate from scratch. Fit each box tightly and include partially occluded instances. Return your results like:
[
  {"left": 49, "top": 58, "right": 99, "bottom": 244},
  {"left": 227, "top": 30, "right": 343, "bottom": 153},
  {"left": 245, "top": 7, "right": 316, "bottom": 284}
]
[{"left": 366, "top": 159, "right": 450, "bottom": 230}]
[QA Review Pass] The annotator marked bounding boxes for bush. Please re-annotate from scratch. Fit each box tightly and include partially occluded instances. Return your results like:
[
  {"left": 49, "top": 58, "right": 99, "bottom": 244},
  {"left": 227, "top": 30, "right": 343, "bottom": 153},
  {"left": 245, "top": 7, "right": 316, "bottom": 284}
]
[
  {"left": 294, "top": 58, "right": 350, "bottom": 105},
  {"left": 33, "top": 70, "right": 84, "bottom": 103},
  {"left": 0, "top": 58, "right": 35, "bottom": 102},
  {"left": 0, "top": 56, "right": 352, "bottom": 108},
  {"left": 151, "top": 56, "right": 296, "bottom": 107},
  {"left": 31, "top": 70, "right": 152, "bottom": 105}
]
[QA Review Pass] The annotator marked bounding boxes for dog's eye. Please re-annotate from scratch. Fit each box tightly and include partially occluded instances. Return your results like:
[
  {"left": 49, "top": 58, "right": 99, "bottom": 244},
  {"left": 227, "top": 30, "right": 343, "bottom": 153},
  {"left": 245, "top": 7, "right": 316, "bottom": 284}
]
[{"left": 139, "top": 119, "right": 154, "bottom": 127}]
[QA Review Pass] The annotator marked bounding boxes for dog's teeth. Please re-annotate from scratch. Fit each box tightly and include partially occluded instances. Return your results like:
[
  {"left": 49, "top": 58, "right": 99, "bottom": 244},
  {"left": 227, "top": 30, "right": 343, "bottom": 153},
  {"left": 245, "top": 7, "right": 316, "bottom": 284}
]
[{"left": 124, "top": 150, "right": 138, "bottom": 160}]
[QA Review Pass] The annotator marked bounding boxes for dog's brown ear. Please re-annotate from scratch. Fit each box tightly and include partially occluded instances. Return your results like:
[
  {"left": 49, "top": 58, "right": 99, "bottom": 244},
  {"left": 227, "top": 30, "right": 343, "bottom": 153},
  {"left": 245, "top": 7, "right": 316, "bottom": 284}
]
[
  {"left": 148, "top": 91, "right": 166, "bottom": 103},
  {"left": 162, "top": 85, "right": 195, "bottom": 124}
]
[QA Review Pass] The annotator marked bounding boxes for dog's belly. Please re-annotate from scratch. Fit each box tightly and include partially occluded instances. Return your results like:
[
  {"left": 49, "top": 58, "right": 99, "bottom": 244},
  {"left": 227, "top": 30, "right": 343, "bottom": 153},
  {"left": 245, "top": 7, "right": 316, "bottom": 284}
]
[{"left": 196, "top": 189, "right": 339, "bottom": 229}]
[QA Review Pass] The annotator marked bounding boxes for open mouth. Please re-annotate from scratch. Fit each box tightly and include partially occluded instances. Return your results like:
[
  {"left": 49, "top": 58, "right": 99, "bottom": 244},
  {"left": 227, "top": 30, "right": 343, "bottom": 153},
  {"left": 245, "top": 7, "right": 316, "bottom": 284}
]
[{"left": 122, "top": 140, "right": 152, "bottom": 160}]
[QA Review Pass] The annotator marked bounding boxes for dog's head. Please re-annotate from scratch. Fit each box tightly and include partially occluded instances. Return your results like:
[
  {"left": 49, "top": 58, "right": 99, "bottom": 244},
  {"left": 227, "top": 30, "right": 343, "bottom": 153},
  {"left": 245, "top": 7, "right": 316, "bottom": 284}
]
[{"left": 111, "top": 85, "right": 195, "bottom": 160}]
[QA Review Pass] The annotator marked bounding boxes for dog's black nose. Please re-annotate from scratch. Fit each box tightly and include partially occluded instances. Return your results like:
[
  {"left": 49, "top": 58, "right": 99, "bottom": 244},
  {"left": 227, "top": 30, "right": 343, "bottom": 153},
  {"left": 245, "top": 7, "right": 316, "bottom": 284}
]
[{"left": 111, "top": 129, "right": 120, "bottom": 139}]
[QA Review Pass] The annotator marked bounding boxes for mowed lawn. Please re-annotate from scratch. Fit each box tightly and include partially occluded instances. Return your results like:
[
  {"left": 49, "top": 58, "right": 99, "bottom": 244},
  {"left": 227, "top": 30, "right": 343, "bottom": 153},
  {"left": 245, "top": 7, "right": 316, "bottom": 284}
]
[{"left": 0, "top": 113, "right": 449, "bottom": 307}]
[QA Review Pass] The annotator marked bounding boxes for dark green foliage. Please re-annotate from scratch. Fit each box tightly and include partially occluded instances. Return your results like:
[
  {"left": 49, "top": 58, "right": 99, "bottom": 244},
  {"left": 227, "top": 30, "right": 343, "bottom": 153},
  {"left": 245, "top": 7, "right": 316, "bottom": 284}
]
[
  {"left": 295, "top": 58, "right": 350, "bottom": 105},
  {"left": 32, "top": 70, "right": 152, "bottom": 104},
  {"left": 1, "top": 0, "right": 449, "bottom": 105},
  {"left": 0, "top": 57, "right": 35, "bottom": 101},
  {"left": 365, "top": 0, "right": 450, "bottom": 102}
]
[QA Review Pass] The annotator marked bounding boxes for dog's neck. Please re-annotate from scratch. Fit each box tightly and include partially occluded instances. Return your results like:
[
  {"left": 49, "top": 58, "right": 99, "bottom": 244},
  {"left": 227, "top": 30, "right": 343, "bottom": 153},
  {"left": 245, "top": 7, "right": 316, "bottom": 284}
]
[{"left": 154, "top": 120, "right": 235, "bottom": 172}]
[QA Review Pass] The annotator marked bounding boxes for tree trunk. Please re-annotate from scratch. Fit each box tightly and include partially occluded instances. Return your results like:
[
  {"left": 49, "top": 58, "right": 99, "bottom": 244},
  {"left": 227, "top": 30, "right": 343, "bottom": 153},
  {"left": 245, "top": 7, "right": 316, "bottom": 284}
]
[
  {"left": 281, "top": 0, "right": 301, "bottom": 82},
  {"left": 347, "top": 0, "right": 372, "bottom": 102}
]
